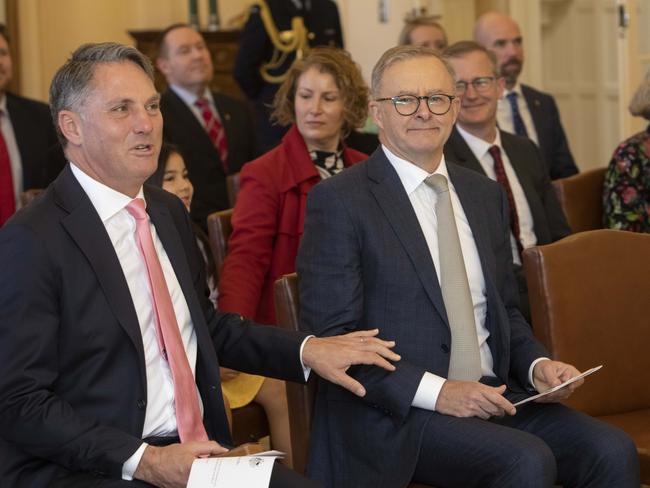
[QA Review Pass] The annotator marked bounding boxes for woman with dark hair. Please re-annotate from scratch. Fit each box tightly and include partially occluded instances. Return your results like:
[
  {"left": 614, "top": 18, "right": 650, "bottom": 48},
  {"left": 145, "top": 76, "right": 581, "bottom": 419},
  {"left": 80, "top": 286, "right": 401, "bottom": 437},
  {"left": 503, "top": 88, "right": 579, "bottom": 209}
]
[
  {"left": 603, "top": 75, "right": 650, "bottom": 232},
  {"left": 147, "top": 143, "right": 217, "bottom": 304},
  {"left": 218, "top": 46, "right": 369, "bottom": 326}
]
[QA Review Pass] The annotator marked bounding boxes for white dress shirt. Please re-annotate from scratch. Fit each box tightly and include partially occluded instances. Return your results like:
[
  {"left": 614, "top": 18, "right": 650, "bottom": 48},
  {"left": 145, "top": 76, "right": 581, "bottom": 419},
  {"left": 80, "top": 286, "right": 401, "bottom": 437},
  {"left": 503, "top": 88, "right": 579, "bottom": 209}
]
[
  {"left": 382, "top": 146, "right": 495, "bottom": 411},
  {"left": 496, "top": 82, "right": 539, "bottom": 145},
  {"left": 455, "top": 125, "right": 537, "bottom": 266},
  {"left": 0, "top": 94, "right": 24, "bottom": 209}
]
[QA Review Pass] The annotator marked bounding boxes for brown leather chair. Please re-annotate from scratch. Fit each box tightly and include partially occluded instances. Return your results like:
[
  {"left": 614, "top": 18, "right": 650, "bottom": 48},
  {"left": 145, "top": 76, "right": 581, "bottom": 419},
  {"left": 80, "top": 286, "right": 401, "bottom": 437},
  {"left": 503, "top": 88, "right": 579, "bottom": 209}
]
[
  {"left": 226, "top": 172, "right": 240, "bottom": 208},
  {"left": 205, "top": 208, "right": 270, "bottom": 445},
  {"left": 20, "top": 188, "right": 44, "bottom": 207},
  {"left": 552, "top": 167, "right": 606, "bottom": 232},
  {"left": 523, "top": 229, "right": 650, "bottom": 484},
  {"left": 206, "top": 208, "right": 233, "bottom": 282},
  {"left": 273, "top": 273, "right": 432, "bottom": 488}
]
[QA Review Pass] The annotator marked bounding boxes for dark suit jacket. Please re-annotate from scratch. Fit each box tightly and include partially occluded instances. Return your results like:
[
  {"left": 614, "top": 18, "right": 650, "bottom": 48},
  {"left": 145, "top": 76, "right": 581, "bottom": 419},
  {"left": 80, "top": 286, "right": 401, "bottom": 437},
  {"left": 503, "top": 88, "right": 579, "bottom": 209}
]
[
  {"left": 0, "top": 165, "right": 307, "bottom": 487},
  {"left": 520, "top": 84, "right": 578, "bottom": 180},
  {"left": 444, "top": 127, "right": 571, "bottom": 246},
  {"left": 160, "top": 89, "right": 256, "bottom": 227},
  {"left": 296, "top": 149, "right": 549, "bottom": 488},
  {"left": 5, "top": 92, "right": 66, "bottom": 190}
]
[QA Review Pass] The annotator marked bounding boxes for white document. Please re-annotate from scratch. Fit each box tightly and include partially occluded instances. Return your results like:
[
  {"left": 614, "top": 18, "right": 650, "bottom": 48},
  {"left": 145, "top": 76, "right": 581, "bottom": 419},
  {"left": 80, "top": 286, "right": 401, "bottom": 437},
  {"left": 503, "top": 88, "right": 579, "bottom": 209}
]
[
  {"left": 187, "top": 451, "right": 284, "bottom": 488},
  {"left": 513, "top": 365, "right": 603, "bottom": 407}
]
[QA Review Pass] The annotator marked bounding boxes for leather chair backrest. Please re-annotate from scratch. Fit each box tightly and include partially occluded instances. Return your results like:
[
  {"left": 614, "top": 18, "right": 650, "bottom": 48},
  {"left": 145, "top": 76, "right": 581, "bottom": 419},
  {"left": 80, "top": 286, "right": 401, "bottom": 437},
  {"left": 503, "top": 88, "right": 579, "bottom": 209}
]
[
  {"left": 206, "top": 208, "right": 233, "bottom": 282},
  {"left": 552, "top": 167, "right": 606, "bottom": 233},
  {"left": 273, "top": 273, "right": 317, "bottom": 475},
  {"left": 226, "top": 173, "right": 240, "bottom": 208},
  {"left": 523, "top": 229, "right": 650, "bottom": 416}
]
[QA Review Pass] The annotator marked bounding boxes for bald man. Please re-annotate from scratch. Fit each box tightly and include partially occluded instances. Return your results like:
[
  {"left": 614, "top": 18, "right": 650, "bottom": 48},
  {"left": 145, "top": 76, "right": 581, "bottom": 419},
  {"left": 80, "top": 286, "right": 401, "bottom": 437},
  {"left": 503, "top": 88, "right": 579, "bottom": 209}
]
[{"left": 474, "top": 12, "right": 579, "bottom": 180}]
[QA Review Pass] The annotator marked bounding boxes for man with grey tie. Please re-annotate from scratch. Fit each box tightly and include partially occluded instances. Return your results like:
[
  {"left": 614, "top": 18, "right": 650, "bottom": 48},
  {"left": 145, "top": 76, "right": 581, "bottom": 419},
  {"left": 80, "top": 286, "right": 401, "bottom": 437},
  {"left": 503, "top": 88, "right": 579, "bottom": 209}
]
[
  {"left": 474, "top": 11, "right": 579, "bottom": 180},
  {"left": 297, "top": 45, "right": 638, "bottom": 488}
]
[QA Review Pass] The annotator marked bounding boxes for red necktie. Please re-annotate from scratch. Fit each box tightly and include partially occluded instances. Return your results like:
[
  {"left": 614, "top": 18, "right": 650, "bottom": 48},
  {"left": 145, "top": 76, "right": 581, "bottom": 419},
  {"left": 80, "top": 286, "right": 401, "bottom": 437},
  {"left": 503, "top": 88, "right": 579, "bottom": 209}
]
[
  {"left": 195, "top": 97, "right": 229, "bottom": 174},
  {"left": 488, "top": 145, "right": 523, "bottom": 255},
  {"left": 0, "top": 122, "right": 15, "bottom": 226},
  {"left": 126, "top": 199, "right": 209, "bottom": 443}
]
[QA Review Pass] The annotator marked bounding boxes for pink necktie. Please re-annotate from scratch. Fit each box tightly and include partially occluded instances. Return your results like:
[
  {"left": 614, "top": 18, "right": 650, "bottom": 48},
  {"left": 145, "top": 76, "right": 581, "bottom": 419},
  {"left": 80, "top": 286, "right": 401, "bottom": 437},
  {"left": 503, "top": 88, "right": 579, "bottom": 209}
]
[
  {"left": 126, "top": 199, "right": 208, "bottom": 443},
  {"left": 195, "top": 97, "right": 229, "bottom": 174}
]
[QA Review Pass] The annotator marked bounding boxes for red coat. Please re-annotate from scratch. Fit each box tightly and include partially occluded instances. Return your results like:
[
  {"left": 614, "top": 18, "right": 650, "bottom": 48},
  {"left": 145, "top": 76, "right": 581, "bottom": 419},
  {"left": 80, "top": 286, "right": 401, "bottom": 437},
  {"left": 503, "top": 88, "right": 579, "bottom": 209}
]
[{"left": 217, "top": 125, "right": 367, "bottom": 324}]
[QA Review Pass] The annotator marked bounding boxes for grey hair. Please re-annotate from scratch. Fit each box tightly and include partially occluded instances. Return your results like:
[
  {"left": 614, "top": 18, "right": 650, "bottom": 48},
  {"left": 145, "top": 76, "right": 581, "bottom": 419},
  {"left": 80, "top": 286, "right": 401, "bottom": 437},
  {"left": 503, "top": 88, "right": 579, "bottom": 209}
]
[
  {"left": 629, "top": 74, "right": 650, "bottom": 120},
  {"left": 49, "top": 42, "right": 155, "bottom": 146},
  {"left": 442, "top": 40, "right": 500, "bottom": 78},
  {"left": 370, "top": 45, "right": 456, "bottom": 98}
]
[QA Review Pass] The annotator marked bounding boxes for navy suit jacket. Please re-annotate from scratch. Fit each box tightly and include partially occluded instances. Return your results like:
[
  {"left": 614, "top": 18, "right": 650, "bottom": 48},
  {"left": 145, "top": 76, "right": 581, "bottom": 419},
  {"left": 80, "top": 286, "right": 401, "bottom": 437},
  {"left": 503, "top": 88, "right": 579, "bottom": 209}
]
[
  {"left": 0, "top": 165, "right": 307, "bottom": 487},
  {"left": 160, "top": 89, "right": 257, "bottom": 227},
  {"left": 5, "top": 92, "right": 66, "bottom": 190},
  {"left": 520, "top": 84, "right": 578, "bottom": 180},
  {"left": 444, "top": 127, "right": 571, "bottom": 246},
  {"left": 296, "top": 149, "right": 549, "bottom": 488}
]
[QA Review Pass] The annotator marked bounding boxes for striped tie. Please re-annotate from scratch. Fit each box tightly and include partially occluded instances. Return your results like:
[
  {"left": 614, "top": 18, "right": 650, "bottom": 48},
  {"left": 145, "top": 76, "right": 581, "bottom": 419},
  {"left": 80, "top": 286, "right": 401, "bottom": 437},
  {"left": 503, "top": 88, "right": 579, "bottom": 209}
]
[{"left": 195, "top": 97, "right": 229, "bottom": 174}]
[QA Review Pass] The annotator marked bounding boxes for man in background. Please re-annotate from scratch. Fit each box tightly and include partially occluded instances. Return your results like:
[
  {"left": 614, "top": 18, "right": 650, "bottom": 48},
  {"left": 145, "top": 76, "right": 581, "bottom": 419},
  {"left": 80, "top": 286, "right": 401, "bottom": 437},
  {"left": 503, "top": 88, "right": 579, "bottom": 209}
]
[
  {"left": 0, "top": 24, "right": 65, "bottom": 225},
  {"left": 157, "top": 24, "right": 256, "bottom": 228},
  {"left": 474, "top": 11, "right": 579, "bottom": 180},
  {"left": 442, "top": 41, "right": 570, "bottom": 321},
  {"left": 398, "top": 15, "right": 448, "bottom": 53},
  {"left": 234, "top": 0, "right": 343, "bottom": 151}
]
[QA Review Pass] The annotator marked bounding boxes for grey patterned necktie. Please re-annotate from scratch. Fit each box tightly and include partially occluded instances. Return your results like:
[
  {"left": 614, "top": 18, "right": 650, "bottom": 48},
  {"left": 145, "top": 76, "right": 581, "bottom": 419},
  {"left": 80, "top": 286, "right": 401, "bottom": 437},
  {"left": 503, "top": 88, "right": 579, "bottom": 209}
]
[{"left": 425, "top": 174, "right": 482, "bottom": 381}]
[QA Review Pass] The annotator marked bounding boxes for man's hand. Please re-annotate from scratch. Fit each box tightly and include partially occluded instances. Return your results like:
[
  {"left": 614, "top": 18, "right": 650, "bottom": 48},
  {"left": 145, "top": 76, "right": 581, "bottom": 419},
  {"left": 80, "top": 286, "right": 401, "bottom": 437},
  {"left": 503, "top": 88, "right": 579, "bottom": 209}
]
[
  {"left": 134, "top": 441, "right": 228, "bottom": 488},
  {"left": 220, "top": 367, "right": 240, "bottom": 382},
  {"left": 302, "top": 329, "right": 401, "bottom": 397},
  {"left": 436, "top": 381, "right": 516, "bottom": 419},
  {"left": 532, "top": 359, "right": 583, "bottom": 403}
]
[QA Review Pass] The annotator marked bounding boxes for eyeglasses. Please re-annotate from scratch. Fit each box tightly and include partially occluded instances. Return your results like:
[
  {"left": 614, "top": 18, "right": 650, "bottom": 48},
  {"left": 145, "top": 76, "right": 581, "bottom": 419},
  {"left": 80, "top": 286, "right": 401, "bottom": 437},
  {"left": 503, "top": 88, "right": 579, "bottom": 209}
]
[
  {"left": 454, "top": 77, "right": 496, "bottom": 95},
  {"left": 375, "top": 94, "right": 456, "bottom": 116}
]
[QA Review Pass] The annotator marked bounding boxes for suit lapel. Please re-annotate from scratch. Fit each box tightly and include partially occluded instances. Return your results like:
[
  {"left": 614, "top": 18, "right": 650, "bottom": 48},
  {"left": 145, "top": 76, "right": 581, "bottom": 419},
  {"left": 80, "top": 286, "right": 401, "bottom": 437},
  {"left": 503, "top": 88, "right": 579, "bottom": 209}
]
[
  {"left": 55, "top": 167, "right": 147, "bottom": 387},
  {"left": 366, "top": 151, "right": 449, "bottom": 327},
  {"left": 521, "top": 85, "right": 544, "bottom": 142},
  {"left": 445, "top": 127, "right": 486, "bottom": 175},
  {"left": 145, "top": 191, "right": 215, "bottom": 356}
]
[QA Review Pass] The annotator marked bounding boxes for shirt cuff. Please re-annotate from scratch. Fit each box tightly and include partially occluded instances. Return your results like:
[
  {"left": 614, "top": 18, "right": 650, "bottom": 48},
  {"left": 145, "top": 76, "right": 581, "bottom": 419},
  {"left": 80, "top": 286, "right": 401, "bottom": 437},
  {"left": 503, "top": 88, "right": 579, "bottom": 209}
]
[
  {"left": 122, "top": 442, "right": 148, "bottom": 481},
  {"left": 528, "top": 357, "right": 551, "bottom": 391},
  {"left": 299, "top": 335, "right": 315, "bottom": 381},
  {"left": 411, "top": 372, "right": 447, "bottom": 411}
]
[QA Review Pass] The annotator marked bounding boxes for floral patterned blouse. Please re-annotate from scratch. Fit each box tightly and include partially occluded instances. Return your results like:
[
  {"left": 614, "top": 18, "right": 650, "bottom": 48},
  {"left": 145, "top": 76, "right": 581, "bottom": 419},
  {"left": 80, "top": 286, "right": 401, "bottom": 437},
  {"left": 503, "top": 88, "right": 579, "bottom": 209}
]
[{"left": 603, "top": 126, "right": 650, "bottom": 232}]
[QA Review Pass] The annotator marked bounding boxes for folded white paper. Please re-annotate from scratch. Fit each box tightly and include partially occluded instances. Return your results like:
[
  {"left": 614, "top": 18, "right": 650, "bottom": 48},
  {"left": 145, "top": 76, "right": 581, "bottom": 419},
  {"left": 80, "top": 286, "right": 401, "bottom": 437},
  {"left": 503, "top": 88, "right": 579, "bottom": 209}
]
[
  {"left": 187, "top": 451, "right": 284, "bottom": 488},
  {"left": 513, "top": 365, "right": 603, "bottom": 407}
]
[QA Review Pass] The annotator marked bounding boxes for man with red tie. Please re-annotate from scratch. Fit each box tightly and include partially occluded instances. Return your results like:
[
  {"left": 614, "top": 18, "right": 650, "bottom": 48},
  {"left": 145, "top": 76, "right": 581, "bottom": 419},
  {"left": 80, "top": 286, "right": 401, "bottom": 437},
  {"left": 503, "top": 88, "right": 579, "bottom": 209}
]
[
  {"left": 441, "top": 41, "right": 570, "bottom": 321},
  {"left": 157, "top": 24, "right": 257, "bottom": 229},
  {"left": 0, "top": 24, "right": 65, "bottom": 225},
  {"left": 0, "top": 42, "right": 399, "bottom": 488}
]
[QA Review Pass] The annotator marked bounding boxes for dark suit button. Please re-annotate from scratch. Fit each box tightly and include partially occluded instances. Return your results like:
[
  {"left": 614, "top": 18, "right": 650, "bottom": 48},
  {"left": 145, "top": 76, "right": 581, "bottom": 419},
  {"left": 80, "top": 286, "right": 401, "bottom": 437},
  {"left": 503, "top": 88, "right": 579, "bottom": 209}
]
[
  {"left": 441, "top": 344, "right": 450, "bottom": 353},
  {"left": 137, "top": 399, "right": 147, "bottom": 410}
]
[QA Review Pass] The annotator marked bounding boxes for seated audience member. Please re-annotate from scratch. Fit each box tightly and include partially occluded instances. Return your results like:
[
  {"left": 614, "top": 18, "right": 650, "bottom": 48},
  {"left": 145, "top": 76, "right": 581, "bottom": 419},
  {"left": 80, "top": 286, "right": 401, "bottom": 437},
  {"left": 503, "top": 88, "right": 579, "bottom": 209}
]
[
  {"left": 148, "top": 143, "right": 293, "bottom": 465},
  {"left": 603, "top": 75, "right": 650, "bottom": 232},
  {"left": 398, "top": 15, "right": 448, "bottom": 53},
  {"left": 0, "top": 24, "right": 65, "bottom": 225},
  {"left": 218, "top": 46, "right": 368, "bottom": 326},
  {"left": 297, "top": 45, "right": 639, "bottom": 488},
  {"left": 157, "top": 24, "right": 257, "bottom": 229},
  {"left": 0, "top": 41, "right": 400, "bottom": 488},
  {"left": 147, "top": 143, "right": 217, "bottom": 305},
  {"left": 474, "top": 11, "right": 578, "bottom": 180},
  {"left": 442, "top": 41, "right": 570, "bottom": 321},
  {"left": 234, "top": 0, "right": 343, "bottom": 152}
]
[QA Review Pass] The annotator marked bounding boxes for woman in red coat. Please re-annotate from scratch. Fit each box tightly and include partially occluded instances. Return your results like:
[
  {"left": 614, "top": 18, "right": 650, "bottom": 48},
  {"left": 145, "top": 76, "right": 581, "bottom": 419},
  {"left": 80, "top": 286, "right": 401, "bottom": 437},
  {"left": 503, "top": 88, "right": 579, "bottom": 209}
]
[{"left": 218, "top": 47, "right": 369, "bottom": 325}]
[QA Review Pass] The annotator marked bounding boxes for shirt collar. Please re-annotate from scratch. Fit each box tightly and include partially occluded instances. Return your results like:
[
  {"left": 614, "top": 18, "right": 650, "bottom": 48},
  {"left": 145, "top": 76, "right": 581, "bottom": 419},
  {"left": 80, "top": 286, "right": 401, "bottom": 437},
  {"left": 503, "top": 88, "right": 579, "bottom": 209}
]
[
  {"left": 455, "top": 124, "right": 502, "bottom": 161},
  {"left": 381, "top": 144, "right": 451, "bottom": 196},
  {"left": 69, "top": 163, "right": 145, "bottom": 223},
  {"left": 502, "top": 81, "right": 523, "bottom": 99},
  {"left": 170, "top": 84, "right": 214, "bottom": 108}
]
